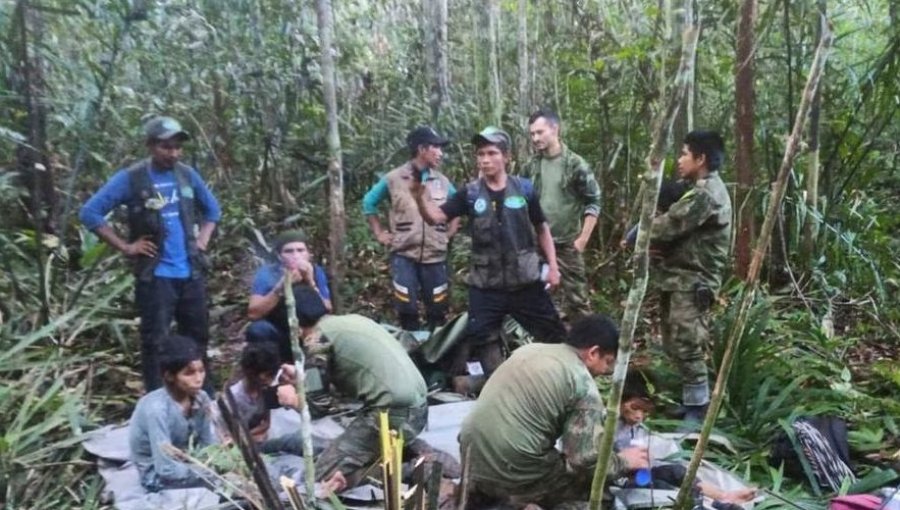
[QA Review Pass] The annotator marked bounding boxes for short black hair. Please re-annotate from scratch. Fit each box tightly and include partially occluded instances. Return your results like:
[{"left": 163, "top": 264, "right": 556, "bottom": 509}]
[
  {"left": 622, "top": 370, "right": 653, "bottom": 402},
  {"left": 565, "top": 313, "right": 619, "bottom": 353},
  {"left": 294, "top": 286, "right": 328, "bottom": 328},
  {"left": 683, "top": 130, "right": 725, "bottom": 172},
  {"left": 240, "top": 342, "right": 281, "bottom": 380},
  {"left": 158, "top": 335, "right": 203, "bottom": 376},
  {"left": 528, "top": 108, "right": 560, "bottom": 127}
]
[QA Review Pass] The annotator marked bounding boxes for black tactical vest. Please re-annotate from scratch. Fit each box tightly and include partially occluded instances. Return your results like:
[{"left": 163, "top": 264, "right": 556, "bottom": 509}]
[
  {"left": 466, "top": 176, "right": 541, "bottom": 290},
  {"left": 125, "top": 159, "right": 203, "bottom": 281}
]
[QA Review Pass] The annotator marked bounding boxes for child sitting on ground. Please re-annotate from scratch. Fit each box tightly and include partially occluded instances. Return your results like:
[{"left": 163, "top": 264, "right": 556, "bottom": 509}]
[
  {"left": 615, "top": 374, "right": 757, "bottom": 506},
  {"left": 219, "top": 342, "right": 327, "bottom": 456},
  {"left": 129, "top": 335, "right": 218, "bottom": 492}
]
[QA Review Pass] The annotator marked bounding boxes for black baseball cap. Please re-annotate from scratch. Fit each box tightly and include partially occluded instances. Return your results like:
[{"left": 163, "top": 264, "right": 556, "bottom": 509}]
[
  {"left": 406, "top": 126, "right": 449, "bottom": 151},
  {"left": 144, "top": 116, "right": 190, "bottom": 142}
]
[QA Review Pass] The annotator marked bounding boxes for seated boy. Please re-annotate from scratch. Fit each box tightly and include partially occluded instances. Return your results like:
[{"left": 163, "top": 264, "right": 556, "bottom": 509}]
[
  {"left": 129, "top": 335, "right": 218, "bottom": 492},
  {"left": 615, "top": 375, "right": 757, "bottom": 506}
]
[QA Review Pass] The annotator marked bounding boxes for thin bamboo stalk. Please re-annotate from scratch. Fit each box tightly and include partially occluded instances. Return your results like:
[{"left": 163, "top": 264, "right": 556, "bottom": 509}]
[
  {"left": 673, "top": 18, "right": 833, "bottom": 510},
  {"left": 588, "top": 4, "right": 700, "bottom": 509},
  {"left": 284, "top": 275, "right": 317, "bottom": 499}
]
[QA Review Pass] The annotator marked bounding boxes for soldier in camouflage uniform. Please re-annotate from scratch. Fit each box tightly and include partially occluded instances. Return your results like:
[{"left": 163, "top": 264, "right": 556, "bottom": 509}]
[
  {"left": 648, "top": 131, "right": 732, "bottom": 422},
  {"left": 458, "top": 315, "right": 649, "bottom": 508},
  {"left": 522, "top": 109, "right": 602, "bottom": 321}
]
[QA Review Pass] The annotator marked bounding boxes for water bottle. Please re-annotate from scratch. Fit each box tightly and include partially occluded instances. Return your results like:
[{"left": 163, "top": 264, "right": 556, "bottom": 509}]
[{"left": 630, "top": 436, "right": 651, "bottom": 487}]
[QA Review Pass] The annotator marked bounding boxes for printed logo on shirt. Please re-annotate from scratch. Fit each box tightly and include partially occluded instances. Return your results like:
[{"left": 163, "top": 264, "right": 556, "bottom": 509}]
[
  {"left": 503, "top": 195, "right": 527, "bottom": 209},
  {"left": 473, "top": 197, "right": 487, "bottom": 214}
]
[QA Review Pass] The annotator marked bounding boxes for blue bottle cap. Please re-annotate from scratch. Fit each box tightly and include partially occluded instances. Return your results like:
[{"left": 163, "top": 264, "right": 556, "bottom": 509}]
[{"left": 635, "top": 468, "right": 652, "bottom": 487}]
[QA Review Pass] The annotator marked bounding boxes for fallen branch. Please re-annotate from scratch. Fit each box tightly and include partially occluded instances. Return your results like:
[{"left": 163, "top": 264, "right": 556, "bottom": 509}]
[
  {"left": 673, "top": 16, "right": 834, "bottom": 510},
  {"left": 588, "top": 4, "right": 701, "bottom": 509}
]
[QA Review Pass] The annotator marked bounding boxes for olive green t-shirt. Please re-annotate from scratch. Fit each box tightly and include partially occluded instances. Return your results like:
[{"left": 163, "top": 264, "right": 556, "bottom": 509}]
[
  {"left": 459, "top": 343, "right": 625, "bottom": 489},
  {"left": 318, "top": 314, "right": 427, "bottom": 409},
  {"left": 536, "top": 154, "right": 578, "bottom": 241}
]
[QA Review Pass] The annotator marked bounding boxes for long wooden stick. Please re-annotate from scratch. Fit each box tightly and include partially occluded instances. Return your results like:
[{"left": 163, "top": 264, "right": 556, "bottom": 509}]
[
  {"left": 587, "top": 6, "right": 700, "bottom": 509},
  {"left": 673, "top": 18, "right": 833, "bottom": 510},
  {"left": 284, "top": 275, "right": 317, "bottom": 499}
]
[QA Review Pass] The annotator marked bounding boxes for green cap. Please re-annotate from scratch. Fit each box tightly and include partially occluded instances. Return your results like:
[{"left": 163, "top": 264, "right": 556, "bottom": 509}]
[
  {"left": 144, "top": 116, "right": 190, "bottom": 142},
  {"left": 471, "top": 126, "right": 511, "bottom": 152},
  {"left": 274, "top": 229, "right": 308, "bottom": 252}
]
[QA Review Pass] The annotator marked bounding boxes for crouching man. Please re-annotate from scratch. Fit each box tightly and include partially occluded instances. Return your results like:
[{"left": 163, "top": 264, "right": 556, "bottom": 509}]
[
  {"left": 290, "top": 287, "right": 429, "bottom": 492},
  {"left": 458, "top": 314, "right": 649, "bottom": 508}
]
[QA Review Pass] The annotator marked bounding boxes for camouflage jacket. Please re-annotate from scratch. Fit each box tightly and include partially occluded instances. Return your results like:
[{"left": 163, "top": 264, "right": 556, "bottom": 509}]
[
  {"left": 649, "top": 172, "right": 732, "bottom": 292},
  {"left": 521, "top": 144, "right": 601, "bottom": 244}
]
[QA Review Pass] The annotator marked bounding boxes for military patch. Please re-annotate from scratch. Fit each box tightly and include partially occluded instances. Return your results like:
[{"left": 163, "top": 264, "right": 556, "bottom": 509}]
[
  {"left": 503, "top": 195, "right": 527, "bottom": 209},
  {"left": 180, "top": 186, "right": 194, "bottom": 199},
  {"left": 474, "top": 197, "right": 487, "bottom": 214}
]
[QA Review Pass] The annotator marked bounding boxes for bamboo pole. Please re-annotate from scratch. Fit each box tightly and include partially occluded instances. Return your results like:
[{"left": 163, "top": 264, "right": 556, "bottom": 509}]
[
  {"left": 673, "top": 19, "right": 833, "bottom": 510},
  {"left": 588, "top": 7, "right": 700, "bottom": 509},
  {"left": 284, "top": 275, "right": 317, "bottom": 500}
]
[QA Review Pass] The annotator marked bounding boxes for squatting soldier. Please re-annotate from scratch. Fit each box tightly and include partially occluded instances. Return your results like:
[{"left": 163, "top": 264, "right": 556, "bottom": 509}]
[
  {"left": 80, "top": 116, "right": 220, "bottom": 392},
  {"left": 362, "top": 126, "right": 459, "bottom": 331},
  {"left": 289, "top": 287, "right": 429, "bottom": 492},
  {"left": 413, "top": 127, "right": 567, "bottom": 381},
  {"left": 648, "top": 130, "right": 732, "bottom": 422},
  {"left": 458, "top": 314, "right": 649, "bottom": 507},
  {"left": 523, "top": 109, "right": 601, "bottom": 320}
]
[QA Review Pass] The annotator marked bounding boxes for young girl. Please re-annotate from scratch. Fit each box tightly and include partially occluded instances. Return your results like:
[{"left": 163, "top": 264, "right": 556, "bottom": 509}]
[{"left": 129, "top": 335, "right": 218, "bottom": 492}]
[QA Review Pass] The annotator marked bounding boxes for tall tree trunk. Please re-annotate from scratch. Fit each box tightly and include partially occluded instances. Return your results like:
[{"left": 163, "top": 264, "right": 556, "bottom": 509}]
[
  {"left": 684, "top": 0, "right": 695, "bottom": 132},
  {"left": 674, "top": 23, "right": 833, "bottom": 510},
  {"left": 12, "top": 0, "right": 54, "bottom": 234},
  {"left": 588, "top": 6, "right": 700, "bottom": 508},
  {"left": 803, "top": 3, "right": 827, "bottom": 264},
  {"left": 516, "top": 0, "right": 530, "bottom": 163},
  {"left": 423, "top": 0, "right": 449, "bottom": 124},
  {"left": 733, "top": 0, "right": 758, "bottom": 280},
  {"left": 316, "top": 0, "right": 346, "bottom": 312},
  {"left": 487, "top": 0, "right": 502, "bottom": 126},
  {"left": 769, "top": 0, "right": 794, "bottom": 287}
]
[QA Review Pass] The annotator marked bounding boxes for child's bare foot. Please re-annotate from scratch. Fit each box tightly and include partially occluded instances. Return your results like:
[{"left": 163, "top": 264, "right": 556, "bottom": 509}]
[
  {"left": 320, "top": 471, "right": 347, "bottom": 495},
  {"left": 721, "top": 487, "right": 757, "bottom": 503}
]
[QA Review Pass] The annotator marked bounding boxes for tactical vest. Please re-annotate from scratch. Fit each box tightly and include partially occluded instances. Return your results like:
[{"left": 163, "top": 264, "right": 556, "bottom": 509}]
[
  {"left": 126, "top": 158, "right": 202, "bottom": 281},
  {"left": 466, "top": 176, "right": 541, "bottom": 290},
  {"left": 385, "top": 162, "right": 451, "bottom": 263}
]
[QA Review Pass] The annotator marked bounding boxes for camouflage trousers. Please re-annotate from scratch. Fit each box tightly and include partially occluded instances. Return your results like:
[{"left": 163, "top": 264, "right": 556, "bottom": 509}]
[
  {"left": 466, "top": 463, "right": 596, "bottom": 509},
  {"left": 315, "top": 402, "right": 428, "bottom": 486},
  {"left": 660, "top": 290, "right": 711, "bottom": 406},
  {"left": 554, "top": 243, "right": 592, "bottom": 321}
]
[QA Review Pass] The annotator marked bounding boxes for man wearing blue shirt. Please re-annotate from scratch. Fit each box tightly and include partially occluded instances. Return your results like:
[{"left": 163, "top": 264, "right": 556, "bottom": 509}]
[
  {"left": 362, "top": 126, "right": 459, "bottom": 331},
  {"left": 246, "top": 229, "right": 332, "bottom": 362},
  {"left": 80, "top": 116, "right": 221, "bottom": 392}
]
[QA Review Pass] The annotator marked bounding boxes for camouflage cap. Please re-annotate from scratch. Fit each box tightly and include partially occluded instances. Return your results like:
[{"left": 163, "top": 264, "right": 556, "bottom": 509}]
[
  {"left": 144, "top": 116, "right": 190, "bottom": 142},
  {"left": 471, "top": 126, "right": 511, "bottom": 152}
]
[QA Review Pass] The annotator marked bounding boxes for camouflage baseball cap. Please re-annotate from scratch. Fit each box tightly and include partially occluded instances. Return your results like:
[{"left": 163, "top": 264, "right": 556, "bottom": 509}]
[
  {"left": 143, "top": 116, "right": 190, "bottom": 141},
  {"left": 471, "top": 126, "right": 511, "bottom": 152}
]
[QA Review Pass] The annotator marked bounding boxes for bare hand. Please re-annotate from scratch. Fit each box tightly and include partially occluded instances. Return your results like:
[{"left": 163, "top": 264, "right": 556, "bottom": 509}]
[
  {"left": 320, "top": 470, "right": 347, "bottom": 495},
  {"left": 124, "top": 236, "right": 157, "bottom": 257},
  {"left": 196, "top": 235, "right": 210, "bottom": 252},
  {"left": 279, "top": 363, "right": 297, "bottom": 384},
  {"left": 277, "top": 384, "right": 300, "bottom": 409},
  {"left": 376, "top": 230, "right": 393, "bottom": 246},
  {"left": 546, "top": 267, "right": 561, "bottom": 291},
  {"left": 618, "top": 446, "right": 650, "bottom": 470},
  {"left": 573, "top": 236, "right": 588, "bottom": 253}
]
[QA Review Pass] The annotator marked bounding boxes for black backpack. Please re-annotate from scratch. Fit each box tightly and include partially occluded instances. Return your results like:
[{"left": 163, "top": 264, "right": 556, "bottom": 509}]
[{"left": 770, "top": 416, "right": 856, "bottom": 493}]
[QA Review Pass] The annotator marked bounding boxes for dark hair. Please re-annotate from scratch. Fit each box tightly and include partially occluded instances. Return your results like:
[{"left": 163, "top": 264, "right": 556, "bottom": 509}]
[
  {"left": 240, "top": 342, "right": 281, "bottom": 380},
  {"left": 683, "top": 130, "right": 725, "bottom": 172},
  {"left": 159, "top": 335, "right": 204, "bottom": 376},
  {"left": 528, "top": 108, "right": 561, "bottom": 127},
  {"left": 294, "top": 286, "right": 328, "bottom": 327},
  {"left": 622, "top": 370, "right": 653, "bottom": 402},
  {"left": 565, "top": 314, "right": 619, "bottom": 353}
]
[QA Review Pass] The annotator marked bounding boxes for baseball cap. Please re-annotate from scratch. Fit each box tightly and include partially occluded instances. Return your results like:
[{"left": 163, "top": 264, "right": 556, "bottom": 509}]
[
  {"left": 471, "top": 126, "right": 511, "bottom": 151},
  {"left": 144, "top": 116, "right": 190, "bottom": 142},
  {"left": 406, "top": 126, "right": 449, "bottom": 151}
]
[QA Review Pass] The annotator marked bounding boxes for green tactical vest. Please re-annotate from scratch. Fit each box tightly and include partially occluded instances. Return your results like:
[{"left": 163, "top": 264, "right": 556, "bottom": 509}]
[
  {"left": 126, "top": 159, "right": 203, "bottom": 281},
  {"left": 466, "top": 176, "right": 541, "bottom": 290}
]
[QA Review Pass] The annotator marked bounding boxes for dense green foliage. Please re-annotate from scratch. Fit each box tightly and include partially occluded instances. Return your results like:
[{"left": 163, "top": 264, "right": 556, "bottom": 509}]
[{"left": 1, "top": 0, "right": 898, "bottom": 508}]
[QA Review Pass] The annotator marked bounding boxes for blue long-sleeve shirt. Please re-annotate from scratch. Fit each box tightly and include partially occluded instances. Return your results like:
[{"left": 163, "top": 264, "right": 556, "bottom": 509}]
[
  {"left": 128, "top": 387, "right": 218, "bottom": 492},
  {"left": 79, "top": 164, "right": 221, "bottom": 278}
]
